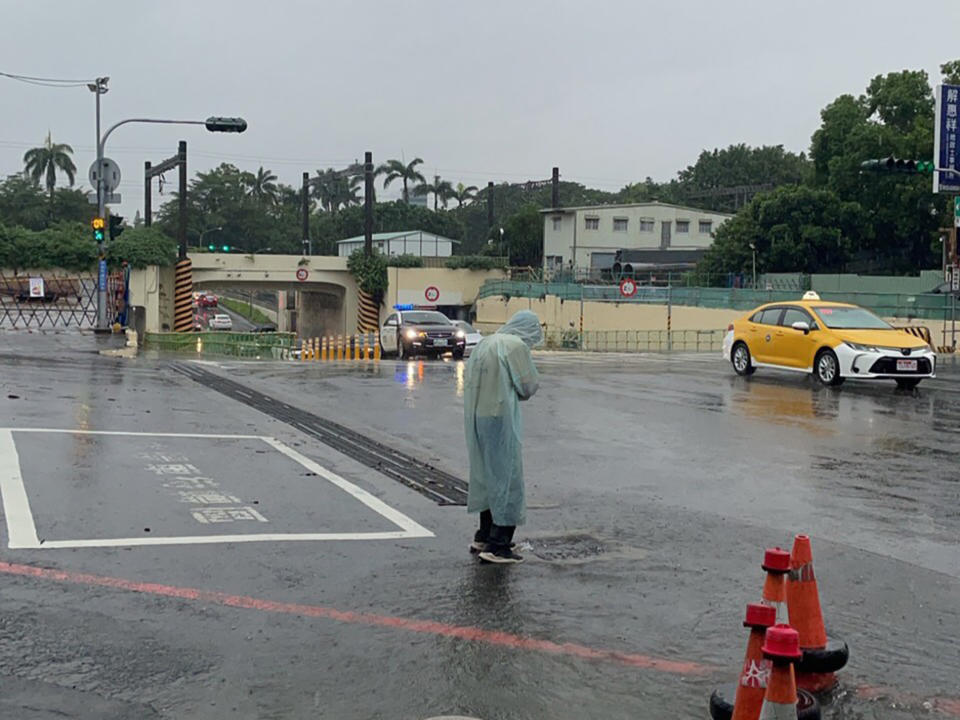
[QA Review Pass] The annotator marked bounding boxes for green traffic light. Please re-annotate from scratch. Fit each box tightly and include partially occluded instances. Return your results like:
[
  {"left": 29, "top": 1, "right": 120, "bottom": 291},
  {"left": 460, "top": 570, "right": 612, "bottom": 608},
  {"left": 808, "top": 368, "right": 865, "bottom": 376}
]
[
  {"left": 94, "top": 230, "right": 104, "bottom": 241},
  {"left": 208, "top": 244, "right": 216, "bottom": 252},
  {"left": 221, "top": 245, "right": 231, "bottom": 252}
]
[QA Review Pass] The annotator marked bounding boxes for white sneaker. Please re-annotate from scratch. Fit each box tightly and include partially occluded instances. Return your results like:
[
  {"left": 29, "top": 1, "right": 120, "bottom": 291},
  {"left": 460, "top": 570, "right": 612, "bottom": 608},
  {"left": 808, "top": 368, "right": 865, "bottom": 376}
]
[{"left": 478, "top": 549, "right": 524, "bottom": 564}]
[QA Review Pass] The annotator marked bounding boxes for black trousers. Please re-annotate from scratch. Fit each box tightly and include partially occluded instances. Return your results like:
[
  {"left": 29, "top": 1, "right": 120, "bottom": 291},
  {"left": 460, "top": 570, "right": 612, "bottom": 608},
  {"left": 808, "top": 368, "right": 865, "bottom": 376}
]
[{"left": 475, "top": 510, "right": 515, "bottom": 549}]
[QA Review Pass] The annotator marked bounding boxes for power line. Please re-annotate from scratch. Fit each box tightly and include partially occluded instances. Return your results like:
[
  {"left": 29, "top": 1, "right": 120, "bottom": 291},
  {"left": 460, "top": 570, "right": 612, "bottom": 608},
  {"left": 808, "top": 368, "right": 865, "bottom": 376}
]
[{"left": 0, "top": 71, "right": 93, "bottom": 88}]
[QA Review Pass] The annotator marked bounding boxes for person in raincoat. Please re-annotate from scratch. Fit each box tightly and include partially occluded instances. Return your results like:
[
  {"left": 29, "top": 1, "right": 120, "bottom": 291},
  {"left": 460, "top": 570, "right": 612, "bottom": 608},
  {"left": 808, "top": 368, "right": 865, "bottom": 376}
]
[{"left": 463, "top": 310, "right": 543, "bottom": 564}]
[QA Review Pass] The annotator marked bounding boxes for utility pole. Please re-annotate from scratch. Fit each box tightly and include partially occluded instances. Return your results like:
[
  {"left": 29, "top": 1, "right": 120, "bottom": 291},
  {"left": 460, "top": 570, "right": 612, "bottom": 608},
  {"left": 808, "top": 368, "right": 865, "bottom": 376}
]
[
  {"left": 89, "top": 76, "right": 109, "bottom": 332},
  {"left": 551, "top": 166, "right": 559, "bottom": 208},
  {"left": 144, "top": 161, "right": 152, "bottom": 227},
  {"left": 487, "top": 181, "right": 494, "bottom": 229},
  {"left": 364, "top": 151, "right": 374, "bottom": 255},
  {"left": 301, "top": 171, "right": 310, "bottom": 255},
  {"left": 177, "top": 141, "right": 187, "bottom": 259}
]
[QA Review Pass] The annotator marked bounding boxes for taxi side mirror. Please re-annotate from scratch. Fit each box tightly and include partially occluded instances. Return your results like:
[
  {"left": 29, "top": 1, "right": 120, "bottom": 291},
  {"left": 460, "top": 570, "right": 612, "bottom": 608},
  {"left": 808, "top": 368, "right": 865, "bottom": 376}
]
[{"left": 791, "top": 321, "right": 810, "bottom": 334}]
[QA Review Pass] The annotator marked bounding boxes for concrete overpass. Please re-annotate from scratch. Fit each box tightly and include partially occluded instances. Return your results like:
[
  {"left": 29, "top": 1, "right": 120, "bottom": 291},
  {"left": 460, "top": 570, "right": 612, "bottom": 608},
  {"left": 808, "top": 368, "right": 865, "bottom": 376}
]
[{"left": 129, "top": 254, "right": 358, "bottom": 338}]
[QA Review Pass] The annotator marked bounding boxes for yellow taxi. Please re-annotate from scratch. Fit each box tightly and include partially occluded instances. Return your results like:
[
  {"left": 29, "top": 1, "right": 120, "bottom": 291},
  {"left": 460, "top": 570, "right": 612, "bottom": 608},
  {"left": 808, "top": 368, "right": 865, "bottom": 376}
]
[{"left": 722, "top": 292, "right": 936, "bottom": 389}]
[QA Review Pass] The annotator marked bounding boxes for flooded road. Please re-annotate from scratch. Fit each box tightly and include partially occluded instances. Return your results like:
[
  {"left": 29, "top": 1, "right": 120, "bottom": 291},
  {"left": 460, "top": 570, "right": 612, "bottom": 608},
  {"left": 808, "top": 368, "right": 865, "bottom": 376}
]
[{"left": 0, "top": 333, "right": 957, "bottom": 719}]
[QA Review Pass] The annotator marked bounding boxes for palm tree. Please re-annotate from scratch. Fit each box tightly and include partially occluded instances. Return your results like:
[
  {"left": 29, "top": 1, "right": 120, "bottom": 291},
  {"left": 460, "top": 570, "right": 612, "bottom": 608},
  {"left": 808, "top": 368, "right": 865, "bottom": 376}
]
[
  {"left": 247, "top": 166, "right": 278, "bottom": 204},
  {"left": 378, "top": 158, "right": 425, "bottom": 203},
  {"left": 415, "top": 175, "right": 454, "bottom": 211},
  {"left": 452, "top": 182, "right": 478, "bottom": 207},
  {"left": 313, "top": 168, "right": 362, "bottom": 214},
  {"left": 23, "top": 132, "right": 76, "bottom": 212}
]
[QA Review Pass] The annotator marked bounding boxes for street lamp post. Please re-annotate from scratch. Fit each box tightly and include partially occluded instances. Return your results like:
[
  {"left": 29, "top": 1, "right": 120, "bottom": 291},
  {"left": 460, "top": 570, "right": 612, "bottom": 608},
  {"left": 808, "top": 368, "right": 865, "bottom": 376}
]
[
  {"left": 199, "top": 226, "right": 223, "bottom": 249},
  {"left": 93, "top": 115, "right": 246, "bottom": 331},
  {"left": 749, "top": 243, "right": 757, "bottom": 289},
  {"left": 499, "top": 227, "right": 505, "bottom": 262}
]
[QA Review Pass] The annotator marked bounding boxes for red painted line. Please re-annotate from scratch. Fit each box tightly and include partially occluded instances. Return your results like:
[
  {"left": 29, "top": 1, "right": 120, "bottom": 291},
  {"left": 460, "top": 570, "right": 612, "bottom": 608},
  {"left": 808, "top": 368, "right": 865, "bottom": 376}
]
[{"left": 0, "top": 561, "right": 712, "bottom": 675}]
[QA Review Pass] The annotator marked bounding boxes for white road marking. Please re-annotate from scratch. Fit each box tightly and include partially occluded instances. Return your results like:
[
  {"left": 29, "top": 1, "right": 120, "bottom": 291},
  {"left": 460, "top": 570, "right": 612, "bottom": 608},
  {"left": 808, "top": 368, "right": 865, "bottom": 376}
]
[
  {"left": 0, "top": 429, "right": 40, "bottom": 549},
  {"left": 0, "top": 430, "right": 434, "bottom": 550}
]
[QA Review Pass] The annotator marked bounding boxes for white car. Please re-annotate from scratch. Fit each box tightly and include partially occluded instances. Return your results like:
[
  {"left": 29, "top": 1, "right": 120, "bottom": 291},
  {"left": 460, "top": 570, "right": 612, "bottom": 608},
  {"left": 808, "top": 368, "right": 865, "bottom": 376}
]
[
  {"left": 451, "top": 320, "right": 483, "bottom": 356},
  {"left": 207, "top": 313, "right": 233, "bottom": 331}
]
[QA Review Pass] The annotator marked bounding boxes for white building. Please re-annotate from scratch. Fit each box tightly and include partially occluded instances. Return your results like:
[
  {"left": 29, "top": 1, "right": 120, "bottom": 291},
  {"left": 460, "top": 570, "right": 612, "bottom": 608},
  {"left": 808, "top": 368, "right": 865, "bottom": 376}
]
[
  {"left": 540, "top": 202, "right": 733, "bottom": 273},
  {"left": 337, "top": 230, "right": 460, "bottom": 258}
]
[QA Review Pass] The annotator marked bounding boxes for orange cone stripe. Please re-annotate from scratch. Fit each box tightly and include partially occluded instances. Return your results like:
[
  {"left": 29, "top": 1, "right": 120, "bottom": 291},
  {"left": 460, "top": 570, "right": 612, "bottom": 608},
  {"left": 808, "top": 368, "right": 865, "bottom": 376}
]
[{"left": 786, "top": 536, "right": 828, "bottom": 649}]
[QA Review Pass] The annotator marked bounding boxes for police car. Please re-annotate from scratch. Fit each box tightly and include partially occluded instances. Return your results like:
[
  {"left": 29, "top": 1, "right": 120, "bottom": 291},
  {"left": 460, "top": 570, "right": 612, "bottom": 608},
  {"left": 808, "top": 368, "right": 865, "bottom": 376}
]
[{"left": 380, "top": 305, "right": 466, "bottom": 359}]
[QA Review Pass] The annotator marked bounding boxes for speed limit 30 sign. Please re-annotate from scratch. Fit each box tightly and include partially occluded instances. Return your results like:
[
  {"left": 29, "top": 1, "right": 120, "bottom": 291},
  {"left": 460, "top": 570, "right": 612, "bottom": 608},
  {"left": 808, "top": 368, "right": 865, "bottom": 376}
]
[
  {"left": 619, "top": 278, "right": 638, "bottom": 297},
  {"left": 425, "top": 286, "right": 440, "bottom": 303}
]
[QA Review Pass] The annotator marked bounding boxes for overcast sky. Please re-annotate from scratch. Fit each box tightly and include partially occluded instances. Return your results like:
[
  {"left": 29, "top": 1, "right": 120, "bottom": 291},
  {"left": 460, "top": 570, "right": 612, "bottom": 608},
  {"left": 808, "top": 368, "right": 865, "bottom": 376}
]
[{"left": 2, "top": 0, "right": 959, "bottom": 220}]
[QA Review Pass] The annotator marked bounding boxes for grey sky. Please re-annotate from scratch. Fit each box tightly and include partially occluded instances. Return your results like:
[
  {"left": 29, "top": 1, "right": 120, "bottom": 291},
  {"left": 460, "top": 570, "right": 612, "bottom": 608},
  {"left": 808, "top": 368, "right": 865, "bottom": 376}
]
[{"left": 2, "top": 0, "right": 959, "bottom": 221}]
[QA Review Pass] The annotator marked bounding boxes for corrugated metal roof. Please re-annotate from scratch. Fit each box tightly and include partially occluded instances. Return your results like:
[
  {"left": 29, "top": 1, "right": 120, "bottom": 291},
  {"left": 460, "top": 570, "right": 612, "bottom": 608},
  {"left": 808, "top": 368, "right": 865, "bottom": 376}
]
[
  {"left": 337, "top": 230, "right": 460, "bottom": 244},
  {"left": 539, "top": 201, "right": 734, "bottom": 217}
]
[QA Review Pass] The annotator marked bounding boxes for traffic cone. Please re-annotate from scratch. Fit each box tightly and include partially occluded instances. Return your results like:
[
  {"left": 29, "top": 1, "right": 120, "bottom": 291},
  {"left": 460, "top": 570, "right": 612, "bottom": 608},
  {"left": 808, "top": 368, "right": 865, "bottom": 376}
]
[
  {"left": 761, "top": 547, "right": 790, "bottom": 624},
  {"left": 731, "top": 603, "right": 776, "bottom": 720},
  {"left": 786, "top": 535, "right": 848, "bottom": 693},
  {"left": 759, "top": 625, "right": 813, "bottom": 720}
]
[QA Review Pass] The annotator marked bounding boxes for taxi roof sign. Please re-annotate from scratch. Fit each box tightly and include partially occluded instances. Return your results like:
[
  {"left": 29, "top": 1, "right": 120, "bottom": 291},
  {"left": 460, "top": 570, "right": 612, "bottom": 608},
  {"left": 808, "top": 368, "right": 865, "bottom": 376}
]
[{"left": 802, "top": 291, "right": 821, "bottom": 300}]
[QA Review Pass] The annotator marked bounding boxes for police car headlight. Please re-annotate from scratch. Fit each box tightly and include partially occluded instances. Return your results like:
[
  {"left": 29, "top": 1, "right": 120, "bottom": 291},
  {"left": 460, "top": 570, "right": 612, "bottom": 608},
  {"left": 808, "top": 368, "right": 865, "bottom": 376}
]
[
  {"left": 456, "top": 330, "right": 465, "bottom": 338},
  {"left": 405, "top": 328, "right": 418, "bottom": 339}
]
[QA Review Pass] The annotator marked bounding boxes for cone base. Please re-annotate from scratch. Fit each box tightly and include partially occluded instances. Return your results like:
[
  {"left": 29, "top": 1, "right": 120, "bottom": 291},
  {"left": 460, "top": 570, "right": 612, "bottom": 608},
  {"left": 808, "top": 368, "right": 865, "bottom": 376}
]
[
  {"left": 798, "top": 638, "right": 849, "bottom": 676},
  {"left": 710, "top": 684, "right": 820, "bottom": 720}
]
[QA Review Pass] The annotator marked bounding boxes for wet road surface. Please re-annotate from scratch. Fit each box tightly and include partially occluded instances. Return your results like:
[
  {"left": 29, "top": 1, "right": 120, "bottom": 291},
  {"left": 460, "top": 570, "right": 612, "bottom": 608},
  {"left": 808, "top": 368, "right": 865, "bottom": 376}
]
[{"left": 0, "top": 331, "right": 957, "bottom": 719}]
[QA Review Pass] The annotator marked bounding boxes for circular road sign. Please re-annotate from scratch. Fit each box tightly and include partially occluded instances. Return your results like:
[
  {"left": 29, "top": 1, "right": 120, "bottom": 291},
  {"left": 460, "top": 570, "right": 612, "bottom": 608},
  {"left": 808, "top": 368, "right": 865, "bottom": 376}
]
[
  {"left": 295, "top": 267, "right": 309, "bottom": 282},
  {"left": 619, "top": 278, "right": 638, "bottom": 297},
  {"left": 425, "top": 285, "right": 440, "bottom": 302},
  {"left": 88, "top": 157, "right": 121, "bottom": 193}
]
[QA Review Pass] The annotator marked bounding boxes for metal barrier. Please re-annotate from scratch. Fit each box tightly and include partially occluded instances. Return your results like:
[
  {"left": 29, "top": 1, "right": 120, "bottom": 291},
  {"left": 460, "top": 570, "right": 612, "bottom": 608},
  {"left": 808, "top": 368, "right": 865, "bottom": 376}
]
[
  {"left": 145, "top": 331, "right": 296, "bottom": 359},
  {"left": 543, "top": 328, "right": 725, "bottom": 353},
  {"left": 477, "top": 280, "right": 955, "bottom": 320}
]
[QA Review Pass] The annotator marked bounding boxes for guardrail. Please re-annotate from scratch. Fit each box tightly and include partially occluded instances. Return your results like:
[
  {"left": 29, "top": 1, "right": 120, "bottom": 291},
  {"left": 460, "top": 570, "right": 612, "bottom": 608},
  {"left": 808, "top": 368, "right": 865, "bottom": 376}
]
[
  {"left": 478, "top": 281, "right": 955, "bottom": 320},
  {"left": 543, "top": 328, "right": 725, "bottom": 353},
  {"left": 144, "top": 331, "right": 296, "bottom": 359}
]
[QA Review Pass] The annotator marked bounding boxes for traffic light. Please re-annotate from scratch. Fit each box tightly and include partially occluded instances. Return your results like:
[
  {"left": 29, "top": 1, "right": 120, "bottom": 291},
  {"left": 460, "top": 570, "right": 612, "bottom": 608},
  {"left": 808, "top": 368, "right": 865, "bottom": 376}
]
[
  {"left": 109, "top": 214, "right": 124, "bottom": 241},
  {"left": 860, "top": 157, "right": 936, "bottom": 174},
  {"left": 221, "top": 244, "right": 231, "bottom": 252},
  {"left": 205, "top": 116, "right": 247, "bottom": 133},
  {"left": 207, "top": 243, "right": 216, "bottom": 252},
  {"left": 91, "top": 217, "right": 105, "bottom": 242}
]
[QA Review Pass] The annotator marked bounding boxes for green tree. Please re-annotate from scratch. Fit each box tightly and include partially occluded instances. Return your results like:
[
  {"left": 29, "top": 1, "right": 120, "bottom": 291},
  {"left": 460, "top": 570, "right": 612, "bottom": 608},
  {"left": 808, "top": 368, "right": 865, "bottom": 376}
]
[
  {"left": 22, "top": 133, "right": 77, "bottom": 215},
  {"left": 498, "top": 204, "right": 543, "bottom": 266},
  {"left": 378, "top": 158, "right": 425, "bottom": 203},
  {"left": 452, "top": 183, "right": 478, "bottom": 207},
  {"left": 245, "top": 166, "right": 278, "bottom": 204},
  {"left": 415, "top": 175, "right": 454, "bottom": 210},
  {"left": 698, "top": 186, "right": 866, "bottom": 279},
  {"left": 810, "top": 70, "right": 941, "bottom": 272},
  {"left": 106, "top": 226, "right": 177, "bottom": 268},
  {"left": 942, "top": 59, "right": 960, "bottom": 85}
]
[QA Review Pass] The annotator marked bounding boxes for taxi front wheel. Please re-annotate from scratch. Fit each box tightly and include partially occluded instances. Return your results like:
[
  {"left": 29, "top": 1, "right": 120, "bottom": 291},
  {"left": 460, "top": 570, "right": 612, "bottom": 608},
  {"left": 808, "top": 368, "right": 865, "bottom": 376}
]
[
  {"left": 814, "top": 348, "right": 845, "bottom": 386},
  {"left": 731, "top": 342, "right": 755, "bottom": 376}
]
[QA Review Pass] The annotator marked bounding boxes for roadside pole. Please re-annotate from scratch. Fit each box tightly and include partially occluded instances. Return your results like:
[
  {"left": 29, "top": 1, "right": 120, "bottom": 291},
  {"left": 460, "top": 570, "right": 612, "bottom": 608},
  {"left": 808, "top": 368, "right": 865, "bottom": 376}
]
[
  {"left": 667, "top": 284, "right": 673, "bottom": 352},
  {"left": 579, "top": 283, "right": 584, "bottom": 349}
]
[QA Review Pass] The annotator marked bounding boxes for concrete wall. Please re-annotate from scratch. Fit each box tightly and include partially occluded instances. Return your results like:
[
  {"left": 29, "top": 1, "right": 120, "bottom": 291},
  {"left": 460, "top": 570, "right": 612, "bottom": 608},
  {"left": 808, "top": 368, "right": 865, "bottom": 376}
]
[
  {"left": 128, "top": 265, "right": 176, "bottom": 333},
  {"left": 812, "top": 271, "right": 944, "bottom": 294},
  {"left": 475, "top": 295, "right": 740, "bottom": 334},
  {"left": 385, "top": 267, "right": 507, "bottom": 310},
  {"left": 298, "top": 288, "right": 346, "bottom": 339}
]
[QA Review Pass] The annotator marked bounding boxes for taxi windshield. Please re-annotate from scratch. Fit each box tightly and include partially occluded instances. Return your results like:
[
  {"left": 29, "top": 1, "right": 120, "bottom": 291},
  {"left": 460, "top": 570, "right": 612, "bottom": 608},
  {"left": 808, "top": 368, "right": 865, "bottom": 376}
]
[{"left": 812, "top": 306, "right": 891, "bottom": 330}]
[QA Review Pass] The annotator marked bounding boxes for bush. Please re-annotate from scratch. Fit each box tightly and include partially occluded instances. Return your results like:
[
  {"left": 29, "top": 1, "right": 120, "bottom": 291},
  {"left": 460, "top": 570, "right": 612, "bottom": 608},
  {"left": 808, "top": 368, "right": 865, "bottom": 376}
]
[
  {"left": 385, "top": 254, "right": 424, "bottom": 268},
  {"left": 444, "top": 255, "right": 504, "bottom": 271},
  {"left": 106, "top": 226, "right": 177, "bottom": 268},
  {"left": 346, "top": 248, "right": 388, "bottom": 299}
]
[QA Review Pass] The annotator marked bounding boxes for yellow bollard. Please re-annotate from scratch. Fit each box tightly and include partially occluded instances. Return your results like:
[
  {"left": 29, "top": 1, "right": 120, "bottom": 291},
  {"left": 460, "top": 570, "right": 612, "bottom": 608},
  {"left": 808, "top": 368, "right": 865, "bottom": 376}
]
[
  {"left": 300, "top": 338, "right": 307, "bottom": 362},
  {"left": 364, "top": 333, "right": 371, "bottom": 361},
  {"left": 336, "top": 335, "right": 343, "bottom": 361},
  {"left": 354, "top": 334, "right": 362, "bottom": 361},
  {"left": 373, "top": 331, "right": 381, "bottom": 361},
  {"left": 321, "top": 336, "right": 328, "bottom": 362},
  {"left": 313, "top": 338, "right": 320, "bottom": 362}
]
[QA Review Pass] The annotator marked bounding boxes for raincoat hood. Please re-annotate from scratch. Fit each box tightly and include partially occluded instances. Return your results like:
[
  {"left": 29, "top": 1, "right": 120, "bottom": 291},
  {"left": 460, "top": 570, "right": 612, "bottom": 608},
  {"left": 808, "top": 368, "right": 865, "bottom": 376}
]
[{"left": 496, "top": 310, "right": 543, "bottom": 348}]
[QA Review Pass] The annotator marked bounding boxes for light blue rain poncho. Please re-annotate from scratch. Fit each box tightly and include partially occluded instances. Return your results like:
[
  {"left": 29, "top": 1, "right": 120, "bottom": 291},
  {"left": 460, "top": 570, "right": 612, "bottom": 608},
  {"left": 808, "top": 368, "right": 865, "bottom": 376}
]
[{"left": 464, "top": 310, "right": 543, "bottom": 527}]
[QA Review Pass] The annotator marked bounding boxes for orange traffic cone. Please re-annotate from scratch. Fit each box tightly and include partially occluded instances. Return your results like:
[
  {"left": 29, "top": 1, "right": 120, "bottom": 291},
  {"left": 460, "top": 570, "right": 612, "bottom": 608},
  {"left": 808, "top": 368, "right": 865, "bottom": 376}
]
[
  {"left": 759, "top": 624, "right": 817, "bottom": 720},
  {"left": 785, "top": 534, "right": 848, "bottom": 693},
  {"left": 731, "top": 603, "right": 776, "bottom": 720},
  {"left": 761, "top": 547, "right": 790, "bottom": 624}
]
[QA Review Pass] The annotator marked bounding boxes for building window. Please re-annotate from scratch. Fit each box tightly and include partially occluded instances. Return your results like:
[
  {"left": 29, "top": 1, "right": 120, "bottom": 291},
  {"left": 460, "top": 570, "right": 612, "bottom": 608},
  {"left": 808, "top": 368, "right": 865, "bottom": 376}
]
[
  {"left": 613, "top": 217, "right": 628, "bottom": 232},
  {"left": 639, "top": 219, "right": 655, "bottom": 232},
  {"left": 552, "top": 216, "right": 562, "bottom": 231},
  {"left": 585, "top": 216, "right": 599, "bottom": 230},
  {"left": 699, "top": 220, "right": 713, "bottom": 234},
  {"left": 676, "top": 220, "right": 690, "bottom": 233}
]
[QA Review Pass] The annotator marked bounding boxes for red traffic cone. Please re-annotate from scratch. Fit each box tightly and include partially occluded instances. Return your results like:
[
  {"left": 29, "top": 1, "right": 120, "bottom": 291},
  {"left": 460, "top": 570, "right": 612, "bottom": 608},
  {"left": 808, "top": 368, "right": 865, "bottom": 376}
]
[
  {"left": 785, "top": 535, "right": 849, "bottom": 692},
  {"left": 760, "top": 625, "right": 821, "bottom": 720},
  {"left": 761, "top": 547, "right": 790, "bottom": 624},
  {"left": 732, "top": 603, "right": 777, "bottom": 720}
]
